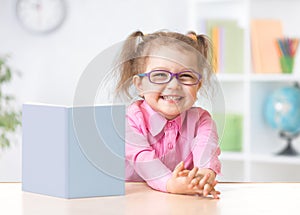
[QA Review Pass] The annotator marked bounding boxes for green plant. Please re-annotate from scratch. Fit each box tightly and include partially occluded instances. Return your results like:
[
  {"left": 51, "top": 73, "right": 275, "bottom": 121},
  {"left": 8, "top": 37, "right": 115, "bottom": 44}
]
[{"left": 0, "top": 55, "right": 21, "bottom": 150}]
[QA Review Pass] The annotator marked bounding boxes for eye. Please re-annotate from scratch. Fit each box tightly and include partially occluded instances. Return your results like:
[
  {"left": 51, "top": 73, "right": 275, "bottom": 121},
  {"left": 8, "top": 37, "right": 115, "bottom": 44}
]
[
  {"left": 180, "top": 74, "right": 194, "bottom": 78},
  {"left": 179, "top": 72, "right": 197, "bottom": 80},
  {"left": 152, "top": 72, "right": 168, "bottom": 77},
  {"left": 150, "top": 71, "right": 169, "bottom": 79}
]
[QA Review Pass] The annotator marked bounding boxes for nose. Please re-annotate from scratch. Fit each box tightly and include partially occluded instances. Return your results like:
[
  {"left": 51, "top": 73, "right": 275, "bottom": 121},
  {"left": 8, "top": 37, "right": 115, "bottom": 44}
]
[{"left": 166, "top": 76, "right": 181, "bottom": 89}]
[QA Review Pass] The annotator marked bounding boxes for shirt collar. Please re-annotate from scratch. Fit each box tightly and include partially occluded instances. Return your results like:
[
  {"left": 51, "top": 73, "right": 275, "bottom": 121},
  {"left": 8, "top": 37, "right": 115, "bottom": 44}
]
[{"left": 140, "top": 100, "right": 186, "bottom": 136}]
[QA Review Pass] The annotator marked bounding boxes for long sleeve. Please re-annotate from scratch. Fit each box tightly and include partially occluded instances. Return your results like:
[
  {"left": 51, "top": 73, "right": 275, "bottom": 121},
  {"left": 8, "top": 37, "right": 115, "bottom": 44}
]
[
  {"left": 191, "top": 109, "right": 221, "bottom": 174},
  {"left": 125, "top": 110, "right": 172, "bottom": 192}
]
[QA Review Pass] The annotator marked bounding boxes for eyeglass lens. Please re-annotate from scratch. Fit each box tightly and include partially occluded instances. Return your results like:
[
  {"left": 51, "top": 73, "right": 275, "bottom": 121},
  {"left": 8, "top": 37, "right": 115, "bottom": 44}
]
[{"left": 149, "top": 70, "right": 200, "bottom": 85}]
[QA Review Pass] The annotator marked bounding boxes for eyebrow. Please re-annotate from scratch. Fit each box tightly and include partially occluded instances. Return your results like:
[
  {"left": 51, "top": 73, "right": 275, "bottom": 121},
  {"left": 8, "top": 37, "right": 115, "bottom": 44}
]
[{"left": 150, "top": 67, "right": 195, "bottom": 71}]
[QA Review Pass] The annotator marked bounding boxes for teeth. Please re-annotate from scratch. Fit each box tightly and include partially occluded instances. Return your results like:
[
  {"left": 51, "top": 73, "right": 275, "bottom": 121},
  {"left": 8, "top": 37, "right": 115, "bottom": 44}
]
[{"left": 162, "top": 96, "right": 182, "bottom": 101}]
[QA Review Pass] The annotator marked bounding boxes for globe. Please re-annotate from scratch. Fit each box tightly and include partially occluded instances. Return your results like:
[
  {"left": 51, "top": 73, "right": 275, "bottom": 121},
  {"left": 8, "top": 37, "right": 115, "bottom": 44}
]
[
  {"left": 264, "top": 85, "right": 300, "bottom": 155},
  {"left": 264, "top": 85, "right": 300, "bottom": 134}
]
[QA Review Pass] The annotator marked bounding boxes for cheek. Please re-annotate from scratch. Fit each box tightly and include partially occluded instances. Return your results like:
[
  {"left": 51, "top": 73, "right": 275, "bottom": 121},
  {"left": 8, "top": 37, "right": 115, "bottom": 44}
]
[
  {"left": 144, "top": 92, "right": 161, "bottom": 101},
  {"left": 186, "top": 87, "right": 198, "bottom": 100},
  {"left": 141, "top": 81, "right": 164, "bottom": 95}
]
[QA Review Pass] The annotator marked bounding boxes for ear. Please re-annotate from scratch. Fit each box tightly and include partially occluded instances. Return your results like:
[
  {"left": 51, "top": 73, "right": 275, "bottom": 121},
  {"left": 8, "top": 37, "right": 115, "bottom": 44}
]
[
  {"left": 197, "top": 81, "right": 202, "bottom": 90},
  {"left": 133, "top": 75, "right": 144, "bottom": 97}
]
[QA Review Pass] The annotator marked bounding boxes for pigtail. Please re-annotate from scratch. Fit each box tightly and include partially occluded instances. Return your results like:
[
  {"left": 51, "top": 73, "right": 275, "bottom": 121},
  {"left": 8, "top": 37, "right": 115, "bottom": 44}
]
[
  {"left": 186, "top": 31, "right": 216, "bottom": 106},
  {"left": 196, "top": 35, "right": 210, "bottom": 58},
  {"left": 115, "top": 31, "right": 144, "bottom": 99},
  {"left": 187, "top": 31, "right": 215, "bottom": 73},
  {"left": 198, "top": 34, "right": 215, "bottom": 70},
  {"left": 187, "top": 31, "right": 212, "bottom": 59}
]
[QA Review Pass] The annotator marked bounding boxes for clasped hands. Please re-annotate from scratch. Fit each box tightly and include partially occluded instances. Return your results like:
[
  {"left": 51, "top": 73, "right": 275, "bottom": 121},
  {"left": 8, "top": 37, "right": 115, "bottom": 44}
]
[{"left": 166, "top": 161, "right": 220, "bottom": 199}]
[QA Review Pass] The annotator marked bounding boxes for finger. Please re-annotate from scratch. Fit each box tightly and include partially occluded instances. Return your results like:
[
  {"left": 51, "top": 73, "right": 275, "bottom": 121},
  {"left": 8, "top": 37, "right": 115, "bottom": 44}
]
[
  {"left": 195, "top": 173, "right": 204, "bottom": 179},
  {"left": 209, "top": 180, "right": 218, "bottom": 188},
  {"left": 190, "top": 177, "right": 201, "bottom": 188},
  {"left": 198, "top": 173, "right": 210, "bottom": 188},
  {"left": 210, "top": 189, "right": 221, "bottom": 199},
  {"left": 173, "top": 161, "right": 184, "bottom": 177},
  {"left": 195, "top": 189, "right": 204, "bottom": 196},
  {"left": 203, "top": 183, "right": 212, "bottom": 197},
  {"left": 191, "top": 186, "right": 203, "bottom": 196},
  {"left": 188, "top": 183, "right": 195, "bottom": 189},
  {"left": 178, "top": 170, "right": 190, "bottom": 177},
  {"left": 214, "top": 190, "right": 221, "bottom": 195},
  {"left": 187, "top": 167, "right": 199, "bottom": 181},
  {"left": 175, "top": 161, "right": 184, "bottom": 170},
  {"left": 210, "top": 188, "right": 221, "bottom": 199}
]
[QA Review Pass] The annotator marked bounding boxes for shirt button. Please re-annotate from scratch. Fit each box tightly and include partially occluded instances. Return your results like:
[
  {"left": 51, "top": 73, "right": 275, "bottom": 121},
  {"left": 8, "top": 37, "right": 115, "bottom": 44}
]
[
  {"left": 167, "top": 122, "right": 173, "bottom": 128},
  {"left": 168, "top": 143, "right": 173, "bottom": 149}
]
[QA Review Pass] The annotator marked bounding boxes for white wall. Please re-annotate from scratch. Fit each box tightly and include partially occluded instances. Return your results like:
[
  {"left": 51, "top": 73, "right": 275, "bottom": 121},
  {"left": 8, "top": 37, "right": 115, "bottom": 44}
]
[{"left": 0, "top": 0, "right": 187, "bottom": 181}]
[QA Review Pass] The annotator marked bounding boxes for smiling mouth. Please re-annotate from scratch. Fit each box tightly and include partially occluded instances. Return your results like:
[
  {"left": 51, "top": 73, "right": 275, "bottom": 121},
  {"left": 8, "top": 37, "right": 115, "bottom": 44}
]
[{"left": 161, "top": 95, "right": 183, "bottom": 101}]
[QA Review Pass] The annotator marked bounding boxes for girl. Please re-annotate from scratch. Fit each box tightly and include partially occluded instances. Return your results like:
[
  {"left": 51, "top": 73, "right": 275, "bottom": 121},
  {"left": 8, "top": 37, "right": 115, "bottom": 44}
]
[{"left": 115, "top": 30, "right": 221, "bottom": 198}]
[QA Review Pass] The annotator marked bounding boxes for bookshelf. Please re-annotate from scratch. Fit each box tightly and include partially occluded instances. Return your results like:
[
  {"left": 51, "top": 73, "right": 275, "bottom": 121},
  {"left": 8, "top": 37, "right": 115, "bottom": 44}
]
[{"left": 188, "top": 0, "right": 300, "bottom": 182}]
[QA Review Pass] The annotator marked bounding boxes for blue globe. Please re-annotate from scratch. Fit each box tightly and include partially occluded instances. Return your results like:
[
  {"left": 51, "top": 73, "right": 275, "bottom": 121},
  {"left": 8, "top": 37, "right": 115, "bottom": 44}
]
[{"left": 264, "top": 86, "right": 300, "bottom": 134}]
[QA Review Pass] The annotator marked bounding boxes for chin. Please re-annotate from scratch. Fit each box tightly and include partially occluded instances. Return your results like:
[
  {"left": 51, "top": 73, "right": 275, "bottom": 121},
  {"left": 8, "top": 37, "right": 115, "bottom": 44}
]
[
  {"left": 161, "top": 112, "right": 180, "bottom": 120},
  {"left": 165, "top": 116, "right": 179, "bottom": 120}
]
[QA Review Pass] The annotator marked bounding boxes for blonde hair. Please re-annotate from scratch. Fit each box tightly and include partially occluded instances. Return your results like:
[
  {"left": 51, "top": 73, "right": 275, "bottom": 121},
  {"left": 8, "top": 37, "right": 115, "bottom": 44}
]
[{"left": 114, "top": 30, "right": 214, "bottom": 100}]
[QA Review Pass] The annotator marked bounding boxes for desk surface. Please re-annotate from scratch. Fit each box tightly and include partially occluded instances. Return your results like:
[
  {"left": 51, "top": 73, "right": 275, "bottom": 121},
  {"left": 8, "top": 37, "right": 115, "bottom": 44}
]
[{"left": 1, "top": 182, "right": 300, "bottom": 215}]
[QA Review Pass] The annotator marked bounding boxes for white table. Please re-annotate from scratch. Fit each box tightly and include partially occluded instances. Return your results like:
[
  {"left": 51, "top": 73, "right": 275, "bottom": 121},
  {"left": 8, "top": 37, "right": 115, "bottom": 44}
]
[{"left": 1, "top": 182, "right": 300, "bottom": 215}]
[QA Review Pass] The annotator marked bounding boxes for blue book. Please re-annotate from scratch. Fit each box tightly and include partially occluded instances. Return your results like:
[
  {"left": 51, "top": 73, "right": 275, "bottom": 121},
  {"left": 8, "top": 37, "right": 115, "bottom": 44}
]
[{"left": 22, "top": 103, "right": 125, "bottom": 198}]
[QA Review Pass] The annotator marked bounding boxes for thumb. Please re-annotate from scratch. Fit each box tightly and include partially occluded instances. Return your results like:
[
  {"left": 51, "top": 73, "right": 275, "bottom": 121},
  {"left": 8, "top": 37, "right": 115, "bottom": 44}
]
[
  {"left": 175, "top": 161, "right": 184, "bottom": 169},
  {"left": 173, "top": 161, "right": 184, "bottom": 177}
]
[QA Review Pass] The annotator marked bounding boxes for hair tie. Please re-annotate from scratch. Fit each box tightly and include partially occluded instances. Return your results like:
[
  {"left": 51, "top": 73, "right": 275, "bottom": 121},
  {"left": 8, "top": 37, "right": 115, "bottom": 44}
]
[
  {"left": 135, "top": 33, "right": 144, "bottom": 50},
  {"left": 187, "top": 33, "right": 197, "bottom": 42}
]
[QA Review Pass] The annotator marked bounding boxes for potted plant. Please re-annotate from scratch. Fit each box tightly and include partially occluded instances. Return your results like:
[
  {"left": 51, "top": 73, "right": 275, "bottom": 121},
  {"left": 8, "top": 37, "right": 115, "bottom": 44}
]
[{"left": 0, "top": 55, "right": 21, "bottom": 150}]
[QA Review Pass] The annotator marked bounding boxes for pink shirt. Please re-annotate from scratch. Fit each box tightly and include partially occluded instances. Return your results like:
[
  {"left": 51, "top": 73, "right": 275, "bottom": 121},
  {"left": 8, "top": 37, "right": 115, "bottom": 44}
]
[{"left": 125, "top": 100, "right": 221, "bottom": 192}]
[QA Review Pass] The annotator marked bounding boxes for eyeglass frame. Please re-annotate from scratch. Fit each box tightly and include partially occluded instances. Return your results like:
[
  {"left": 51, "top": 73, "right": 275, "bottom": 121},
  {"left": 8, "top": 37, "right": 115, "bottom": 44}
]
[{"left": 137, "top": 69, "right": 202, "bottom": 86}]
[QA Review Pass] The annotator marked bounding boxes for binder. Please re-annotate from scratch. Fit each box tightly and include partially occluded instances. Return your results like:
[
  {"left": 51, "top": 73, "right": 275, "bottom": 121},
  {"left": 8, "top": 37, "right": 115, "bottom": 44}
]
[{"left": 251, "top": 19, "right": 283, "bottom": 73}]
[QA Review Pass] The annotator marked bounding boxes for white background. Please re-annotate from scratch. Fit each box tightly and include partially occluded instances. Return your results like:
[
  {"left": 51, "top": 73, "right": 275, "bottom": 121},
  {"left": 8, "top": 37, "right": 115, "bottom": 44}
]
[{"left": 0, "top": 0, "right": 187, "bottom": 181}]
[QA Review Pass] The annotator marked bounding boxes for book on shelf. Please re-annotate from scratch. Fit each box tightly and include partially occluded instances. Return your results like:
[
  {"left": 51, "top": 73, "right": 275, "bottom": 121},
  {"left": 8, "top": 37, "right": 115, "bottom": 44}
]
[
  {"left": 211, "top": 26, "right": 221, "bottom": 73},
  {"left": 201, "top": 19, "right": 244, "bottom": 74},
  {"left": 251, "top": 19, "right": 283, "bottom": 74},
  {"left": 213, "top": 113, "right": 243, "bottom": 152}
]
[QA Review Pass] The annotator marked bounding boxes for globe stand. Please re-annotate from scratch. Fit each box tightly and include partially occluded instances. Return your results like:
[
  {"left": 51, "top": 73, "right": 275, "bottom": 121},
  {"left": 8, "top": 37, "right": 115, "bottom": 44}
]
[{"left": 277, "top": 131, "right": 300, "bottom": 156}]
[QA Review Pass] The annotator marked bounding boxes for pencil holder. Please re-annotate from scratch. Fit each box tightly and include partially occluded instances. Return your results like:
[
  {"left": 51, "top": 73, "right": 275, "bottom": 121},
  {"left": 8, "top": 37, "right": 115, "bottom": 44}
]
[{"left": 280, "top": 56, "right": 294, "bottom": 74}]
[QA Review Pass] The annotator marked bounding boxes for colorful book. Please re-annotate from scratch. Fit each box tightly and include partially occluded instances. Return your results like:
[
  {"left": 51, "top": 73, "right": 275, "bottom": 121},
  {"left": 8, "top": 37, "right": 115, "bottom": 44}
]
[
  {"left": 205, "top": 19, "right": 244, "bottom": 73},
  {"left": 251, "top": 19, "right": 283, "bottom": 73},
  {"left": 213, "top": 113, "right": 243, "bottom": 152},
  {"left": 211, "top": 26, "right": 221, "bottom": 73}
]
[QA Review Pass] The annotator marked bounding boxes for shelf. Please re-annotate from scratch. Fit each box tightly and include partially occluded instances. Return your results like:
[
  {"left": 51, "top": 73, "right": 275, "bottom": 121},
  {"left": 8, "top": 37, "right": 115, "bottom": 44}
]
[
  {"left": 188, "top": 0, "right": 300, "bottom": 182},
  {"left": 216, "top": 73, "right": 245, "bottom": 82},
  {"left": 250, "top": 154, "right": 300, "bottom": 165},
  {"left": 191, "top": 0, "right": 240, "bottom": 3},
  {"left": 219, "top": 152, "right": 246, "bottom": 161},
  {"left": 250, "top": 74, "right": 300, "bottom": 82}
]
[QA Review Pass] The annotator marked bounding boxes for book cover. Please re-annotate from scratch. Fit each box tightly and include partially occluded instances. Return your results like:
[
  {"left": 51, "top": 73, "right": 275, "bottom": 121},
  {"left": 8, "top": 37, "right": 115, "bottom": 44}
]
[
  {"left": 211, "top": 26, "right": 221, "bottom": 73},
  {"left": 205, "top": 19, "right": 244, "bottom": 73},
  {"left": 22, "top": 103, "right": 125, "bottom": 198},
  {"left": 213, "top": 113, "right": 243, "bottom": 152},
  {"left": 251, "top": 19, "right": 283, "bottom": 73}
]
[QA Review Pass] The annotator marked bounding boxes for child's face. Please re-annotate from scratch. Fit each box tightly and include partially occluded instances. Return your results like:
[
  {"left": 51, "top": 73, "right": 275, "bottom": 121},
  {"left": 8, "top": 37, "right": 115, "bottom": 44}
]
[{"left": 133, "top": 46, "right": 201, "bottom": 120}]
